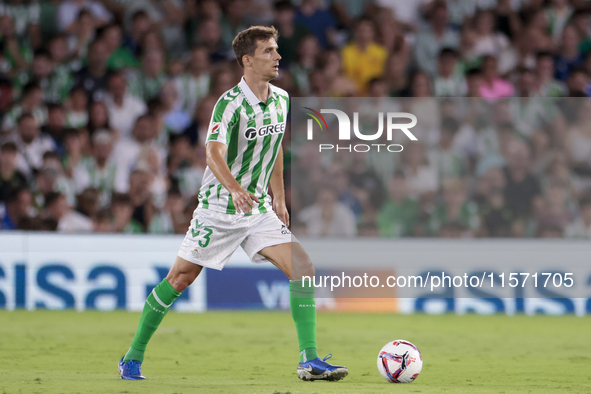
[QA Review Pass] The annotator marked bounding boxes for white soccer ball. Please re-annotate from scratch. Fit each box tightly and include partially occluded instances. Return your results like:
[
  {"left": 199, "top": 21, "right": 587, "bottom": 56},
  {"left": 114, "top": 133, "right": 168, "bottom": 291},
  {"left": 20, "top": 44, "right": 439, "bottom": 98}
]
[{"left": 377, "top": 340, "right": 423, "bottom": 383}]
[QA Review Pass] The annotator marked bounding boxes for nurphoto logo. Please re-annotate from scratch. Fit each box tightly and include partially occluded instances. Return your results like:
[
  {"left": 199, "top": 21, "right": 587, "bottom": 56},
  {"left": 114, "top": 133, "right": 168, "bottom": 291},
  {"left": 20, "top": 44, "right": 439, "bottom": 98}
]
[{"left": 303, "top": 107, "right": 418, "bottom": 153}]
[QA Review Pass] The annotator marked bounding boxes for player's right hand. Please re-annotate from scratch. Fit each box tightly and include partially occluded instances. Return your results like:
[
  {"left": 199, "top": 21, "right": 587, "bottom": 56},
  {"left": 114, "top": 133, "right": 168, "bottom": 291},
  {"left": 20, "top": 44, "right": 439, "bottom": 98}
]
[{"left": 230, "top": 188, "right": 260, "bottom": 214}]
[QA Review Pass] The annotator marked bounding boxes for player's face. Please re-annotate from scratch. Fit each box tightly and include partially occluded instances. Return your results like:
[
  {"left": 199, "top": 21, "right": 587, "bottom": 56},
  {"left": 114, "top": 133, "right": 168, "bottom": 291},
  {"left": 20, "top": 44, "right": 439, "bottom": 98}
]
[{"left": 249, "top": 38, "right": 281, "bottom": 80}]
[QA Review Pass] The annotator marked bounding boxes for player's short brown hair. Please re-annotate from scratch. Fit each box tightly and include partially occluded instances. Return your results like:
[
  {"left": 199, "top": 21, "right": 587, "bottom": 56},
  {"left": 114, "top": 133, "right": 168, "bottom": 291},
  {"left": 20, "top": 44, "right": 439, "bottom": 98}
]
[{"left": 232, "top": 25, "right": 279, "bottom": 68}]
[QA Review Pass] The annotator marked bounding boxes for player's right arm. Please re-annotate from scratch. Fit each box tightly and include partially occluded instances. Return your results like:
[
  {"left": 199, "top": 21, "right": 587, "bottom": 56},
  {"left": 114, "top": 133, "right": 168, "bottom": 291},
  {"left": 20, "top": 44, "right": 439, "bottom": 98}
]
[{"left": 205, "top": 141, "right": 260, "bottom": 214}]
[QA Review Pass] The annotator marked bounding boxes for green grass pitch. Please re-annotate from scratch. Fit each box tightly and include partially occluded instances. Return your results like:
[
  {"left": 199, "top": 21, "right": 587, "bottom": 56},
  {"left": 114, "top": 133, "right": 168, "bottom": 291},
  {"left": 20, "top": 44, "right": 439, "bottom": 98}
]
[{"left": 0, "top": 310, "right": 590, "bottom": 394}]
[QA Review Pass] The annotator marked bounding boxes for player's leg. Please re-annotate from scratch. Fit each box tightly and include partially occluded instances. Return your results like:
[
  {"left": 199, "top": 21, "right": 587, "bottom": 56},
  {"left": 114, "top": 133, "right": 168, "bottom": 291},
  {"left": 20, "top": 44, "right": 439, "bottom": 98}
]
[
  {"left": 119, "top": 257, "right": 201, "bottom": 380},
  {"left": 258, "top": 242, "right": 318, "bottom": 359},
  {"left": 258, "top": 242, "right": 348, "bottom": 381}
]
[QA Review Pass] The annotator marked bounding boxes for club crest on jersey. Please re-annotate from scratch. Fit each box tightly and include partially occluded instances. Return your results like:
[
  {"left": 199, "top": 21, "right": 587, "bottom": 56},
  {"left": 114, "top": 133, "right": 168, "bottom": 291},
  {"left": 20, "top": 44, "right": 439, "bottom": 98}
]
[
  {"left": 244, "top": 123, "right": 286, "bottom": 140},
  {"left": 211, "top": 123, "right": 221, "bottom": 134},
  {"left": 248, "top": 112, "right": 256, "bottom": 121}
]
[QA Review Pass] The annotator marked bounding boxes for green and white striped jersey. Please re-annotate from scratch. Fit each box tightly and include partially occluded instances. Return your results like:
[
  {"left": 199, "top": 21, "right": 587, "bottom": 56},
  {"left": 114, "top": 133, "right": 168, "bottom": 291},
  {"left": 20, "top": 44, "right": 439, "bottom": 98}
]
[{"left": 198, "top": 77, "right": 289, "bottom": 215}]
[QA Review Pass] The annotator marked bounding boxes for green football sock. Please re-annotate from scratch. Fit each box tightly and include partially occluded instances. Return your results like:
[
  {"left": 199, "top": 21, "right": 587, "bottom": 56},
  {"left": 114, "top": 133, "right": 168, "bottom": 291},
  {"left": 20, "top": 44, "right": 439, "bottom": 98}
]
[
  {"left": 290, "top": 280, "right": 319, "bottom": 363},
  {"left": 123, "top": 279, "right": 181, "bottom": 363}
]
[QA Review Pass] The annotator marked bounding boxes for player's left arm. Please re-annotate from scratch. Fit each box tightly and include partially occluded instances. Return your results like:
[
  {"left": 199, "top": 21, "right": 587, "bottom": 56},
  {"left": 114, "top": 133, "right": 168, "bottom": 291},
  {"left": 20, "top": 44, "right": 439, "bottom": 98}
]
[{"left": 269, "top": 145, "right": 289, "bottom": 227}]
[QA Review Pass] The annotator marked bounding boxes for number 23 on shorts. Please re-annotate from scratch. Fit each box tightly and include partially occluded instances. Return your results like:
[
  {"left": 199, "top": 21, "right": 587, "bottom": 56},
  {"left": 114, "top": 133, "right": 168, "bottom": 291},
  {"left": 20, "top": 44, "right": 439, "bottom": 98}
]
[{"left": 190, "top": 219, "right": 213, "bottom": 248}]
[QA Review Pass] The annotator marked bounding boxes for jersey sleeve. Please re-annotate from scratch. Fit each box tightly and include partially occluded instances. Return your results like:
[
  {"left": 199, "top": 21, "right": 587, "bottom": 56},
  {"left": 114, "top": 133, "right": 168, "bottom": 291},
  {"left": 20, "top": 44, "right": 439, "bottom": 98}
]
[{"left": 206, "top": 92, "right": 240, "bottom": 146}]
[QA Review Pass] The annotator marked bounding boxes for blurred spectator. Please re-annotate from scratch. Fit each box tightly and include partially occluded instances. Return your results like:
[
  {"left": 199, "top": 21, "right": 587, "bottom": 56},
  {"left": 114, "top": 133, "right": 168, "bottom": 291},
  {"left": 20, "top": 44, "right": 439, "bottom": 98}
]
[
  {"left": 572, "top": 9, "right": 591, "bottom": 53},
  {"left": 402, "top": 142, "right": 439, "bottom": 197},
  {"left": 58, "top": 0, "right": 112, "bottom": 33},
  {"left": 44, "top": 191, "right": 93, "bottom": 232},
  {"left": 104, "top": 72, "right": 147, "bottom": 138},
  {"left": 174, "top": 46, "right": 211, "bottom": 115},
  {"left": 41, "top": 104, "right": 68, "bottom": 154},
  {"left": 565, "top": 193, "right": 591, "bottom": 239},
  {"left": 0, "top": 142, "right": 27, "bottom": 203},
  {"left": 347, "top": 152, "right": 386, "bottom": 218},
  {"left": 149, "top": 186, "right": 184, "bottom": 234},
  {"left": 124, "top": 0, "right": 186, "bottom": 58},
  {"left": 290, "top": 35, "right": 320, "bottom": 96},
  {"left": 128, "top": 48, "right": 168, "bottom": 102},
  {"left": 68, "top": 9, "right": 96, "bottom": 62},
  {"left": 195, "top": 18, "right": 234, "bottom": 63},
  {"left": 294, "top": 0, "right": 337, "bottom": 49},
  {"left": 478, "top": 55, "right": 515, "bottom": 101},
  {"left": 479, "top": 181, "right": 515, "bottom": 237},
  {"left": 160, "top": 81, "right": 191, "bottom": 134},
  {"left": 428, "top": 178, "right": 479, "bottom": 236},
  {"left": 73, "top": 38, "right": 111, "bottom": 102},
  {"left": 0, "top": 0, "right": 40, "bottom": 46},
  {"left": 8, "top": 113, "right": 56, "bottom": 179},
  {"left": 555, "top": 24, "right": 584, "bottom": 81},
  {"left": 434, "top": 48, "right": 467, "bottom": 97},
  {"left": 376, "top": 0, "right": 429, "bottom": 28},
  {"left": 377, "top": 170, "right": 418, "bottom": 237},
  {"left": 110, "top": 192, "right": 143, "bottom": 233},
  {"left": 101, "top": 23, "right": 138, "bottom": 71},
  {"left": 414, "top": 2, "right": 460, "bottom": 76},
  {"left": 321, "top": 49, "right": 358, "bottom": 96},
  {"left": 332, "top": 0, "right": 375, "bottom": 30},
  {"left": 327, "top": 163, "right": 362, "bottom": 220},
  {"left": 428, "top": 117, "right": 466, "bottom": 178},
  {"left": 128, "top": 168, "right": 155, "bottom": 231},
  {"left": 112, "top": 115, "right": 164, "bottom": 192},
  {"left": 76, "top": 187, "right": 100, "bottom": 220},
  {"left": 274, "top": 1, "right": 309, "bottom": 68},
  {"left": 536, "top": 179, "right": 574, "bottom": 231},
  {"left": 1, "top": 82, "right": 46, "bottom": 134},
  {"left": 566, "top": 99, "right": 591, "bottom": 175},
  {"left": 0, "top": 187, "right": 32, "bottom": 230},
  {"left": 535, "top": 51, "right": 567, "bottom": 97},
  {"left": 503, "top": 139, "right": 542, "bottom": 220},
  {"left": 514, "top": 67, "right": 537, "bottom": 97},
  {"left": 122, "top": 10, "right": 153, "bottom": 57},
  {"left": 546, "top": 0, "right": 573, "bottom": 44},
  {"left": 220, "top": 0, "right": 249, "bottom": 48},
  {"left": 65, "top": 86, "right": 89, "bottom": 128},
  {"left": 86, "top": 100, "right": 115, "bottom": 136},
  {"left": 565, "top": 67, "right": 591, "bottom": 95},
  {"left": 472, "top": 9, "right": 515, "bottom": 74},
  {"left": 465, "top": 68, "right": 483, "bottom": 97},
  {"left": 383, "top": 54, "right": 408, "bottom": 96},
  {"left": 30, "top": 49, "right": 73, "bottom": 104},
  {"left": 74, "top": 129, "right": 117, "bottom": 208},
  {"left": 341, "top": 18, "right": 387, "bottom": 94},
  {"left": 298, "top": 187, "right": 357, "bottom": 237}
]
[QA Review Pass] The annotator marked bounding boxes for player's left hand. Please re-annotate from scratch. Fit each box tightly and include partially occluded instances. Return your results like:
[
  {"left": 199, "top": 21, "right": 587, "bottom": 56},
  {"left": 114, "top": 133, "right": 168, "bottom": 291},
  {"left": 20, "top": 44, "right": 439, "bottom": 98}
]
[{"left": 274, "top": 200, "right": 290, "bottom": 228}]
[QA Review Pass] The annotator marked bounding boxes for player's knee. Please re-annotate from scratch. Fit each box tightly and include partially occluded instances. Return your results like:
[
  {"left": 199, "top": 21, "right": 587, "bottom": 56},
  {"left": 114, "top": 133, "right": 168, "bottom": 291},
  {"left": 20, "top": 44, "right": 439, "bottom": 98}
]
[
  {"left": 293, "top": 253, "right": 315, "bottom": 278},
  {"left": 302, "top": 259, "right": 315, "bottom": 277},
  {"left": 166, "top": 272, "right": 194, "bottom": 292}
]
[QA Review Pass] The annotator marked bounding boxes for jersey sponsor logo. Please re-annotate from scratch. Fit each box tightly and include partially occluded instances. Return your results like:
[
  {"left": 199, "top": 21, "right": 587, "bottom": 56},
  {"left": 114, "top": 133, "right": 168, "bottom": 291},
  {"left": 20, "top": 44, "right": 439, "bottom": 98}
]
[
  {"left": 244, "top": 123, "right": 286, "bottom": 140},
  {"left": 211, "top": 123, "right": 221, "bottom": 134}
]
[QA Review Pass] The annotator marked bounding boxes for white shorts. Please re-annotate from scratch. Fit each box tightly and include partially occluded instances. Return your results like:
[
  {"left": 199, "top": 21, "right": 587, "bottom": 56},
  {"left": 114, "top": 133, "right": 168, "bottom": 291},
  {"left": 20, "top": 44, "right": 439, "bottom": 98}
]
[{"left": 177, "top": 208, "right": 298, "bottom": 270}]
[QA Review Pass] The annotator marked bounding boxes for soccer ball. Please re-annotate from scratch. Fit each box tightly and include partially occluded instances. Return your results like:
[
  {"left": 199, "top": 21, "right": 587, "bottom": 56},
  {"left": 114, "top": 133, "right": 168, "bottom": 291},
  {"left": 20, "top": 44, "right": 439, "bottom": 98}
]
[{"left": 377, "top": 340, "right": 423, "bottom": 383}]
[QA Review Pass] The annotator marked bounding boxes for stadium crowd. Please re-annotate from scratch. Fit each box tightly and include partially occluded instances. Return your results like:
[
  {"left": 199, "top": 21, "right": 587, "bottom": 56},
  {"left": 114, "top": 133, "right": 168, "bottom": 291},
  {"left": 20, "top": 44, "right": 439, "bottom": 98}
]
[{"left": 0, "top": 0, "right": 590, "bottom": 239}]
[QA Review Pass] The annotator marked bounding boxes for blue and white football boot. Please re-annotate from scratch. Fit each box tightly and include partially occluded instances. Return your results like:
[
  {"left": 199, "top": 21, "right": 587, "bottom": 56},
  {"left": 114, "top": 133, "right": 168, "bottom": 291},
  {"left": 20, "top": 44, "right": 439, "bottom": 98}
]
[
  {"left": 118, "top": 357, "right": 146, "bottom": 380},
  {"left": 297, "top": 354, "right": 349, "bottom": 381}
]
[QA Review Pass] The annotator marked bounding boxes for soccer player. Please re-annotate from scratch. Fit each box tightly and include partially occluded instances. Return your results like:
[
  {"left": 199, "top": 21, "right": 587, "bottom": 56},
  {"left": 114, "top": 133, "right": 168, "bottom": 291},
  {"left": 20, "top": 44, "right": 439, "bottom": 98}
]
[{"left": 118, "top": 26, "right": 349, "bottom": 382}]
